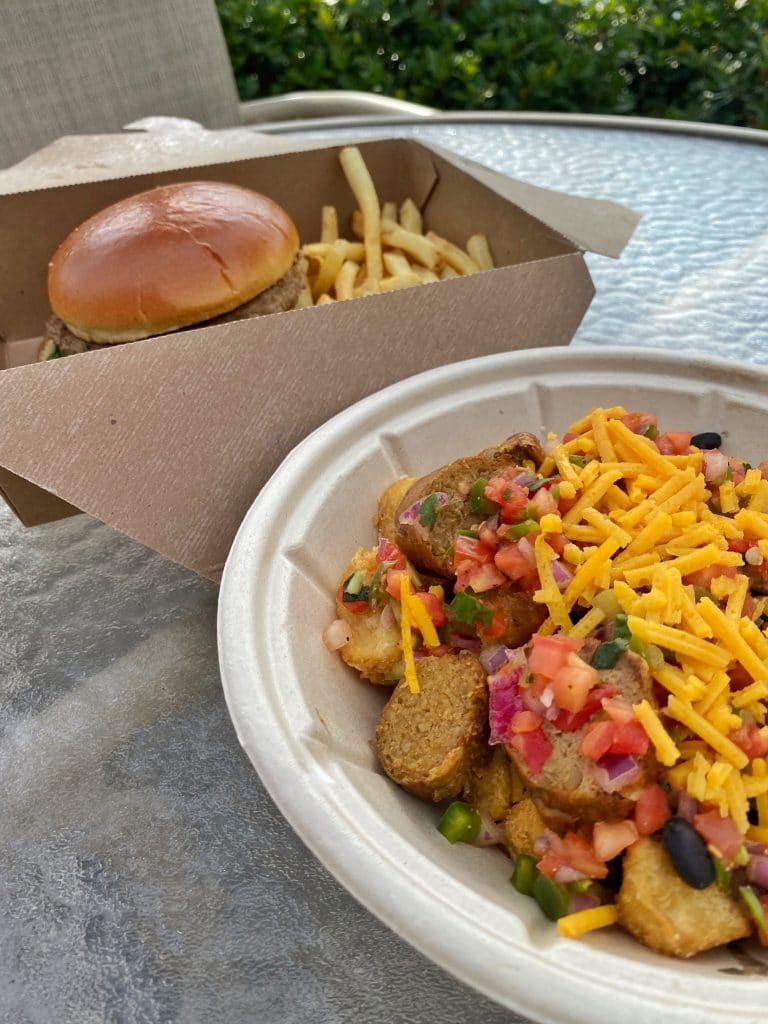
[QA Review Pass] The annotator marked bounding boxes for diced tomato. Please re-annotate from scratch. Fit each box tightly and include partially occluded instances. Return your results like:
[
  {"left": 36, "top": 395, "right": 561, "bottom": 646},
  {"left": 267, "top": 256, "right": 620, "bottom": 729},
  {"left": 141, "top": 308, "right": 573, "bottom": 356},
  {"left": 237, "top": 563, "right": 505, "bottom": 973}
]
[
  {"left": 609, "top": 720, "right": 650, "bottom": 757},
  {"left": 634, "top": 785, "right": 671, "bottom": 836},
  {"left": 376, "top": 540, "right": 405, "bottom": 569},
  {"left": 478, "top": 522, "right": 500, "bottom": 551},
  {"left": 545, "top": 532, "right": 567, "bottom": 556},
  {"left": 453, "top": 534, "right": 494, "bottom": 568},
  {"left": 693, "top": 809, "right": 744, "bottom": 864},
  {"left": 507, "top": 727, "right": 553, "bottom": 775},
  {"left": 531, "top": 488, "right": 557, "bottom": 518},
  {"left": 729, "top": 663, "right": 754, "bottom": 691},
  {"left": 464, "top": 561, "right": 507, "bottom": 593},
  {"left": 601, "top": 697, "right": 635, "bottom": 726},
  {"left": 684, "top": 564, "right": 737, "bottom": 588},
  {"left": 414, "top": 591, "right": 447, "bottom": 628},
  {"left": 536, "top": 831, "right": 609, "bottom": 881},
  {"left": 484, "top": 475, "right": 529, "bottom": 522},
  {"left": 729, "top": 720, "right": 768, "bottom": 760},
  {"left": 336, "top": 587, "right": 369, "bottom": 615},
  {"left": 494, "top": 543, "right": 539, "bottom": 588},
  {"left": 558, "top": 494, "right": 577, "bottom": 516},
  {"left": 562, "top": 431, "right": 578, "bottom": 443},
  {"left": 510, "top": 710, "right": 544, "bottom": 734},
  {"left": 478, "top": 610, "right": 506, "bottom": 639},
  {"left": 656, "top": 431, "right": 692, "bottom": 455},
  {"left": 760, "top": 461, "right": 768, "bottom": 482},
  {"left": 621, "top": 412, "right": 658, "bottom": 436},
  {"left": 592, "top": 820, "right": 639, "bottom": 862},
  {"left": 549, "top": 652, "right": 599, "bottom": 713},
  {"left": 728, "top": 538, "right": 752, "bottom": 553},
  {"left": 552, "top": 685, "right": 617, "bottom": 732},
  {"left": 385, "top": 569, "right": 409, "bottom": 600},
  {"left": 453, "top": 535, "right": 496, "bottom": 591},
  {"left": 742, "top": 593, "right": 757, "bottom": 620},
  {"left": 528, "top": 634, "right": 583, "bottom": 679},
  {"left": 580, "top": 720, "right": 618, "bottom": 761},
  {"left": 728, "top": 457, "right": 747, "bottom": 485}
]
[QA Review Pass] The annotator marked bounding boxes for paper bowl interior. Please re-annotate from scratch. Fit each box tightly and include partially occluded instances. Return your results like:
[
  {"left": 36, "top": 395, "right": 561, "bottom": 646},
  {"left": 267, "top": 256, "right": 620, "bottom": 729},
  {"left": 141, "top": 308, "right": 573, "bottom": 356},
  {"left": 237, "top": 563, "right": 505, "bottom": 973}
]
[{"left": 218, "top": 347, "right": 768, "bottom": 1024}]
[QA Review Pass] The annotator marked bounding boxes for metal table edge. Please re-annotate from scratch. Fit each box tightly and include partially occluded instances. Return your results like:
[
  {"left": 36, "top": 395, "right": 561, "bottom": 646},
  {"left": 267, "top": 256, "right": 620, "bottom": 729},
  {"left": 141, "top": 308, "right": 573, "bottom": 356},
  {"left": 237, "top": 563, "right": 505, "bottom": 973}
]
[{"left": 252, "top": 110, "right": 768, "bottom": 146}]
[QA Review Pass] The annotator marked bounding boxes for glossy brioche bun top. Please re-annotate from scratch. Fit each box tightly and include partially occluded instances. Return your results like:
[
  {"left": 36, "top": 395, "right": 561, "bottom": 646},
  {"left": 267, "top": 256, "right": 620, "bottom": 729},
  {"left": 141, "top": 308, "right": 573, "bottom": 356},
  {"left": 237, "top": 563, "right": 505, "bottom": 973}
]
[{"left": 47, "top": 181, "right": 299, "bottom": 343}]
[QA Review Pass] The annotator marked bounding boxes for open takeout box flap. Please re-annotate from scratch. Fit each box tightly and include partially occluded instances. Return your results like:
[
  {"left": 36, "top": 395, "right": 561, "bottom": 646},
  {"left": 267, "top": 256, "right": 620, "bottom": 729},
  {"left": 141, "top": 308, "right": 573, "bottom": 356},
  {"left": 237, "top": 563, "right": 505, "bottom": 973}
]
[
  {"left": 426, "top": 143, "right": 640, "bottom": 259},
  {"left": 0, "top": 253, "right": 593, "bottom": 580}
]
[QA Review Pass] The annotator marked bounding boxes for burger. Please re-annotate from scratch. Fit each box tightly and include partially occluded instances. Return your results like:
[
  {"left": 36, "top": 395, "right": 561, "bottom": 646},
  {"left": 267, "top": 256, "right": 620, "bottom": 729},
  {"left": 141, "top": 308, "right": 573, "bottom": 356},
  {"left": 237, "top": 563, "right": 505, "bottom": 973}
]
[{"left": 38, "top": 181, "right": 302, "bottom": 360}]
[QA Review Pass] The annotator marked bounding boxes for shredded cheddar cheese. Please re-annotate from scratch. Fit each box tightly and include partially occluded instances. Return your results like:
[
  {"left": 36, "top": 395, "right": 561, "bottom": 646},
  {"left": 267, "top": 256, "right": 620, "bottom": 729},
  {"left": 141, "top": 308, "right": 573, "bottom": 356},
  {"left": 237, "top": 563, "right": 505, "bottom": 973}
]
[
  {"left": 399, "top": 575, "right": 420, "bottom": 694},
  {"left": 557, "top": 904, "right": 619, "bottom": 938},
  {"left": 526, "top": 406, "right": 768, "bottom": 839}
]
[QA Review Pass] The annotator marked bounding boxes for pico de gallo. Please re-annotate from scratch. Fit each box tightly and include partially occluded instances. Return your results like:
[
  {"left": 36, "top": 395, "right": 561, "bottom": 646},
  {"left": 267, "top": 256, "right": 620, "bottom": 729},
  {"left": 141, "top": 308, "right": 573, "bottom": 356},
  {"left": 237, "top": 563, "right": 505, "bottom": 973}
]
[{"left": 325, "top": 407, "right": 768, "bottom": 956}]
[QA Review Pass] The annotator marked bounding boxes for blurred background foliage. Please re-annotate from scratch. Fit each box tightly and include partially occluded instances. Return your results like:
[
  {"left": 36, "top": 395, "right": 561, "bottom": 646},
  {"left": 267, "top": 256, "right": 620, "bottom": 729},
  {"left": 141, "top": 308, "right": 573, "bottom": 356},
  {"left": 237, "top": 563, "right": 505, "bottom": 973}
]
[{"left": 216, "top": 0, "right": 768, "bottom": 127}]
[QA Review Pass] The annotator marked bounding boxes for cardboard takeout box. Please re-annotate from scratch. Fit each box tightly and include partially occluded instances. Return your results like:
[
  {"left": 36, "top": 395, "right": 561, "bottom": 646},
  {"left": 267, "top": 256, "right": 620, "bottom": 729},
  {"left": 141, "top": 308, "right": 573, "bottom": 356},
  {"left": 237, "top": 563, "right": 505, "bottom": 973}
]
[{"left": 0, "top": 135, "right": 638, "bottom": 581}]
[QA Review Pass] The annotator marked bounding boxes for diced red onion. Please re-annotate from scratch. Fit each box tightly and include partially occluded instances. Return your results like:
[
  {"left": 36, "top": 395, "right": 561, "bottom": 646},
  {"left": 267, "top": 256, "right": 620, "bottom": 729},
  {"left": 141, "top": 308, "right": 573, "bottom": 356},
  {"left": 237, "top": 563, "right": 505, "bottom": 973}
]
[
  {"left": 551, "top": 559, "right": 573, "bottom": 591},
  {"left": 533, "top": 831, "right": 556, "bottom": 857},
  {"left": 322, "top": 619, "right": 351, "bottom": 651},
  {"left": 703, "top": 451, "right": 729, "bottom": 484},
  {"left": 747, "top": 854, "right": 768, "bottom": 890},
  {"left": 488, "top": 663, "right": 526, "bottom": 744},
  {"left": 397, "top": 492, "right": 448, "bottom": 525},
  {"left": 593, "top": 754, "right": 642, "bottom": 793},
  {"left": 568, "top": 890, "right": 603, "bottom": 914},
  {"left": 539, "top": 686, "right": 555, "bottom": 708},
  {"left": 485, "top": 513, "right": 500, "bottom": 531},
  {"left": 380, "top": 604, "right": 396, "bottom": 629},
  {"left": 747, "top": 843, "right": 768, "bottom": 856},
  {"left": 511, "top": 471, "right": 538, "bottom": 488},
  {"left": 472, "top": 815, "right": 506, "bottom": 847},
  {"left": 676, "top": 792, "right": 698, "bottom": 822},
  {"left": 480, "top": 644, "right": 508, "bottom": 674},
  {"left": 517, "top": 535, "right": 537, "bottom": 567}
]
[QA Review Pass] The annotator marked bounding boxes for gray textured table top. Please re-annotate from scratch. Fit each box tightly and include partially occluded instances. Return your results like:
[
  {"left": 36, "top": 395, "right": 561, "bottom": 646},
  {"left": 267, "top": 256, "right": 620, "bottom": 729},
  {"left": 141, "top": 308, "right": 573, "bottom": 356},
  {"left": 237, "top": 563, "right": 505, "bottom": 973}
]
[{"left": 3, "top": 120, "right": 768, "bottom": 1024}]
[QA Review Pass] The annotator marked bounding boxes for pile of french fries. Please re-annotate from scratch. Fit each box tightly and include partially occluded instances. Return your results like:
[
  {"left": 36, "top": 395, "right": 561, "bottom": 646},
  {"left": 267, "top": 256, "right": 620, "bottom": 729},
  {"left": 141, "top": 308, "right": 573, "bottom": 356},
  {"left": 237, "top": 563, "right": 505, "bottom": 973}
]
[{"left": 295, "top": 146, "right": 495, "bottom": 308}]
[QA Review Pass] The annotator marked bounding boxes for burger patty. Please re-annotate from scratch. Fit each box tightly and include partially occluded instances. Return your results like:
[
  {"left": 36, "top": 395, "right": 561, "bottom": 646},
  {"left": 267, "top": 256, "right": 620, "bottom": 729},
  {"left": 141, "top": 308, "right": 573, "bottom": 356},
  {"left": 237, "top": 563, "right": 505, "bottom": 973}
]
[{"left": 41, "top": 260, "right": 305, "bottom": 359}]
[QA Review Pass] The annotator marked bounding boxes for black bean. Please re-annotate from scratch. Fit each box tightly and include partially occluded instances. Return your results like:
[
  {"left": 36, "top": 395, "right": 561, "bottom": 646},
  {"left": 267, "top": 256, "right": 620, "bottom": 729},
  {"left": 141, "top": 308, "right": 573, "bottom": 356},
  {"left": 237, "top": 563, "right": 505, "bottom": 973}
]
[
  {"left": 603, "top": 854, "right": 624, "bottom": 893},
  {"left": 691, "top": 431, "right": 722, "bottom": 450},
  {"left": 662, "top": 818, "right": 715, "bottom": 889}
]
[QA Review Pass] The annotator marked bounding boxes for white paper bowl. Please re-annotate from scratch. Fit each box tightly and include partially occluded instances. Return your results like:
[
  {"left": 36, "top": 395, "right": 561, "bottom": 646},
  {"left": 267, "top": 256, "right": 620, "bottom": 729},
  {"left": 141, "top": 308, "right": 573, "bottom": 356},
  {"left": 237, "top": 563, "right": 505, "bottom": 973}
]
[{"left": 218, "top": 347, "right": 768, "bottom": 1023}]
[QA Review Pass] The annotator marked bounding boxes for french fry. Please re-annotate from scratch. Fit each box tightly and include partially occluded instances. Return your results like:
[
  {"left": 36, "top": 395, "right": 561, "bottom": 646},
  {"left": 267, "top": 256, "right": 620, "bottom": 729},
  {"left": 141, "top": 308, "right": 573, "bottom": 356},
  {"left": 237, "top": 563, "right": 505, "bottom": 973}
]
[
  {"left": 409, "top": 265, "right": 440, "bottom": 284},
  {"left": 382, "top": 200, "right": 397, "bottom": 223},
  {"left": 293, "top": 279, "right": 314, "bottom": 309},
  {"left": 303, "top": 241, "right": 366, "bottom": 262},
  {"left": 440, "top": 264, "right": 460, "bottom": 280},
  {"left": 350, "top": 210, "right": 364, "bottom": 240},
  {"left": 381, "top": 219, "right": 438, "bottom": 270},
  {"left": 316, "top": 294, "right": 334, "bottom": 305},
  {"left": 339, "top": 146, "right": 383, "bottom": 283},
  {"left": 321, "top": 205, "right": 338, "bottom": 243},
  {"left": 352, "top": 282, "right": 380, "bottom": 298},
  {"left": 311, "top": 239, "right": 346, "bottom": 300},
  {"left": 379, "top": 272, "right": 423, "bottom": 293},
  {"left": 334, "top": 260, "right": 359, "bottom": 301},
  {"left": 399, "top": 198, "right": 422, "bottom": 234},
  {"left": 466, "top": 233, "right": 494, "bottom": 272},
  {"left": 426, "top": 231, "right": 480, "bottom": 275},
  {"left": 383, "top": 251, "right": 413, "bottom": 277}
]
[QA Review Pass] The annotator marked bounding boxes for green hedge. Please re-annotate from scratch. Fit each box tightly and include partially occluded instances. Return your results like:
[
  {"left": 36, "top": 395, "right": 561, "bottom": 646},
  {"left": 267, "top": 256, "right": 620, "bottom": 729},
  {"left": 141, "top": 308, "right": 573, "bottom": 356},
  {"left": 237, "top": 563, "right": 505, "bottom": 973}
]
[{"left": 217, "top": 0, "right": 768, "bottom": 128}]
